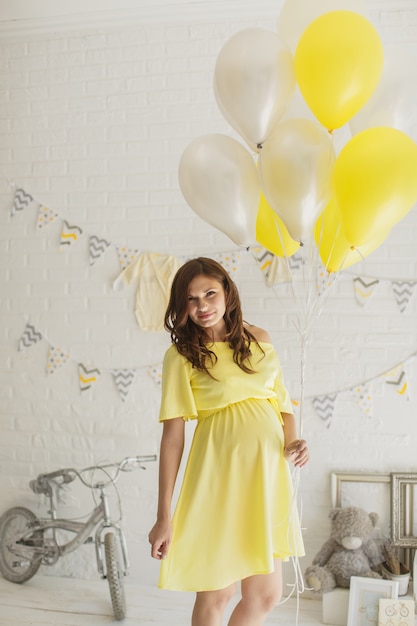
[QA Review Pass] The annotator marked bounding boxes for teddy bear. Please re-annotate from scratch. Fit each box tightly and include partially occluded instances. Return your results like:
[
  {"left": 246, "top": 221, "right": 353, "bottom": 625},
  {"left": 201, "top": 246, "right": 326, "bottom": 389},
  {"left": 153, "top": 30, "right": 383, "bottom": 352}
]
[{"left": 305, "top": 506, "right": 384, "bottom": 594}]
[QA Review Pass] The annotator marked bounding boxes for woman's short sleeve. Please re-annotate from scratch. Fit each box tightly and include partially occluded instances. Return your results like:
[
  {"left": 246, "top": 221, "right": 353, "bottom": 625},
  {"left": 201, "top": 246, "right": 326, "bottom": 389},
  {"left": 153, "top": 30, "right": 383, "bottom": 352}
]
[
  {"left": 159, "top": 346, "right": 198, "bottom": 422},
  {"left": 274, "top": 352, "right": 293, "bottom": 414}
]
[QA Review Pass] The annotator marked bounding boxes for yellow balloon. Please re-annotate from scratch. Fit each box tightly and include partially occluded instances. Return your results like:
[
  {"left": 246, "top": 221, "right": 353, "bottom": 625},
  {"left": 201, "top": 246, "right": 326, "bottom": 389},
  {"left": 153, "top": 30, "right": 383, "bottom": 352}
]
[
  {"left": 256, "top": 192, "right": 300, "bottom": 257},
  {"left": 315, "top": 199, "right": 389, "bottom": 272},
  {"left": 294, "top": 10, "right": 383, "bottom": 130},
  {"left": 333, "top": 126, "right": 417, "bottom": 246}
]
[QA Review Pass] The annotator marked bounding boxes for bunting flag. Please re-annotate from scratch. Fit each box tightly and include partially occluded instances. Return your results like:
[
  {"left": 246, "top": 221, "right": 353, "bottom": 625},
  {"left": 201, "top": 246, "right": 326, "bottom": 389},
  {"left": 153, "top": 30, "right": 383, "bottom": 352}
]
[
  {"left": 117, "top": 246, "right": 139, "bottom": 271},
  {"left": 112, "top": 369, "right": 136, "bottom": 402},
  {"left": 312, "top": 393, "right": 337, "bottom": 428},
  {"left": 46, "top": 345, "right": 70, "bottom": 375},
  {"left": 353, "top": 277, "right": 380, "bottom": 307},
  {"left": 89, "top": 235, "right": 111, "bottom": 266},
  {"left": 78, "top": 363, "right": 101, "bottom": 392},
  {"left": 287, "top": 251, "right": 304, "bottom": 272},
  {"left": 11, "top": 187, "right": 35, "bottom": 217},
  {"left": 148, "top": 364, "right": 163, "bottom": 386},
  {"left": 391, "top": 280, "right": 417, "bottom": 313},
  {"left": 37, "top": 205, "right": 59, "bottom": 230},
  {"left": 60, "top": 220, "right": 83, "bottom": 249},
  {"left": 384, "top": 364, "right": 409, "bottom": 400},
  {"left": 18, "top": 322, "right": 43, "bottom": 351},
  {"left": 351, "top": 382, "right": 373, "bottom": 417},
  {"left": 215, "top": 251, "right": 241, "bottom": 277},
  {"left": 316, "top": 261, "right": 334, "bottom": 297}
]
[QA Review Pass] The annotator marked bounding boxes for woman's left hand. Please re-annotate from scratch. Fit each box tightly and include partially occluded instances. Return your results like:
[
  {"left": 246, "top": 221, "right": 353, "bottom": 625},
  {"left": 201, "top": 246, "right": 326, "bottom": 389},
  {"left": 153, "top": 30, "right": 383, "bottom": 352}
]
[{"left": 284, "top": 439, "right": 309, "bottom": 468}]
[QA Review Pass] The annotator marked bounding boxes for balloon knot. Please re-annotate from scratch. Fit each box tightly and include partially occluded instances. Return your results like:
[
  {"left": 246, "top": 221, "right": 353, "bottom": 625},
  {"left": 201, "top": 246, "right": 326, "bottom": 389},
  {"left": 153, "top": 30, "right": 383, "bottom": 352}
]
[
  {"left": 350, "top": 245, "right": 355, "bottom": 250},
  {"left": 299, "top": 241, "right": 304, "bottom": 247},
  {"left": 257, "top": 143, "right": 263, "bottom": 150},
  {"left": 327, "top": 129, "right": 334, "bottom": 135}
]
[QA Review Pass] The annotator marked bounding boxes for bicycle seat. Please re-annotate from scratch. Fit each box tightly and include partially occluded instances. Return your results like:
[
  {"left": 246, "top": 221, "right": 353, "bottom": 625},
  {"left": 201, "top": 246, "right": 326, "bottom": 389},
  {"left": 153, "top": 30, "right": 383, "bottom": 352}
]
[{"left": 29, "top": 469, "right": 76, "bottom": 494}]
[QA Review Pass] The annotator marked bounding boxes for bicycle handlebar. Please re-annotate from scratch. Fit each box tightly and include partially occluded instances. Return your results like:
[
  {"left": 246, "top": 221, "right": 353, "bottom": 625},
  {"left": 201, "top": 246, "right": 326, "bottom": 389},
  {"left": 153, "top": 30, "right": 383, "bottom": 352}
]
[{"left": 29, "top": 455, "right": 157, "bottom": 493}]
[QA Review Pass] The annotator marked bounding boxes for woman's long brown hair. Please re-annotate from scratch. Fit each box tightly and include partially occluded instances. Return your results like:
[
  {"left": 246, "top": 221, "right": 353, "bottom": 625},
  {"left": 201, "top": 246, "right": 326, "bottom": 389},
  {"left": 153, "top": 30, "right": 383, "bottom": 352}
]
[{"left": 164, "top": 257, "right": 262, "bottom": 374}]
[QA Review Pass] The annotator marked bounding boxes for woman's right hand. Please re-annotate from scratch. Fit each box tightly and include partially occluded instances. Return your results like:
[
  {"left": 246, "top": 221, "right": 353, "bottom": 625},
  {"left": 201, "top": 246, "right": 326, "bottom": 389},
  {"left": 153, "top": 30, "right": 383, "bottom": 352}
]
[{"left": 148, "top": 519, "right": 172, "bottom": 560}]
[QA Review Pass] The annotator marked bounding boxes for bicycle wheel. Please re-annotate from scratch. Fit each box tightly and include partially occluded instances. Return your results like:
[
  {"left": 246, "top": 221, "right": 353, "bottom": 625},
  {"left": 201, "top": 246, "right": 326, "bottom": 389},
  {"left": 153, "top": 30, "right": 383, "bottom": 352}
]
[
  {"left": 0, "top": 507, "right": 44, "bottom": 583},
  {"left": 104, "top": 532, "right": 126, "bottom": 620}
]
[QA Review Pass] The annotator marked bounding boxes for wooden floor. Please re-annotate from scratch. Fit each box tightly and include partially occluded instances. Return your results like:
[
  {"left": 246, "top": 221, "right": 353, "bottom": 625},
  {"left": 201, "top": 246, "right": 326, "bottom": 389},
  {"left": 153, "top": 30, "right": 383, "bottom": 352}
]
[{"left": 0, "top": 574, "right": 325, "bottom": 625}]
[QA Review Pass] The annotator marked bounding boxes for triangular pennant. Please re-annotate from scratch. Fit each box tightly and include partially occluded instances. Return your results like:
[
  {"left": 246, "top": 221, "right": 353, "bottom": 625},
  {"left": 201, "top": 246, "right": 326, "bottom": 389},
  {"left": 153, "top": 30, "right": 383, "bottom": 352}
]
[
  {"left": 253, "top": 247, "right": 274, "bottom": 277},
  {"left": 11, "top": 187, "right": 35, "bottom": 217},
  {"left": 353, "top": 277, "right": 380, "bottom": 307},
  {"left": 78, "top": 363, "right": 101, "bottom": 392},
  {"left": 148, "top": 364, "right": 163, "bottom": 386},
  {"left": 384, "top": 364, "right": 409, "bottom": 400},
  {"left": 351, "top": 382, "right": 373, "bottom": 417},
  {"left": 46, "top": 345, "right": 70, "bottom": 375},
  {"left": 60, "top": 220, "right": 83, "bottom": 249},
  {"left": 287, "top": 251, "right": 304, "bottom": 272},
  {"left": 312, "top": 394, "right": 337, "bottom": 428},
  {"left": 112, "top": 368, "right": 136, "bottom": 402},
  {"left": 89, "top": 235, "right": 111, "bottom": 266},
  {"left": 37, "top": 205, "right": 59, "bottom": 230},
  {"left": 18, "top": 322, "right": 43, "bottom": 351},
  {"left": 215, "top": 251, "right": 241, "bottom": 278},
  {"left": 117, "top": 246, "right": 139, "bottom": 271},
  {"left": 391, "top": 281, "right": 417, "bottom": 314},
  {"left": 316, "top": 260, "right": 335, "bottom": 297}
]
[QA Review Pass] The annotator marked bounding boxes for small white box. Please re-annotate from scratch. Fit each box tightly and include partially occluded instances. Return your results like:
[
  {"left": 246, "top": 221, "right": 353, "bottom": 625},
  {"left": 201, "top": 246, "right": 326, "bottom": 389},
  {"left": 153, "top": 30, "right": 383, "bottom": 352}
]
[{"left": 322, "top": 588, "right": 350, "bottom": 626}]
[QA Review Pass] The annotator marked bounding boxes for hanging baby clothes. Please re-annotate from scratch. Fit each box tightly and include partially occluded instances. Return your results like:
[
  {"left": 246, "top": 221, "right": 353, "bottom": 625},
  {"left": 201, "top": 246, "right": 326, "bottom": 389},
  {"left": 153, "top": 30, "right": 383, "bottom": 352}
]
[{"left": 113, "top": 252, "right": 181, "bottom": 331}]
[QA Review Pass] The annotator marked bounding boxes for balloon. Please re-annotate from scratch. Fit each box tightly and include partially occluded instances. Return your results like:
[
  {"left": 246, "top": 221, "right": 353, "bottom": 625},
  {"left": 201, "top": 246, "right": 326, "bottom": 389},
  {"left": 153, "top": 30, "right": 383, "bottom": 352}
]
[
  {"left": 259, "top": 118, "right": 335, "bottom": 243},
  {"left": 315, "top": 198, "right": 390, "bottom": 272},
  {"left": 350, "top": 47, "right": 417, "bottom": 137},
  {"left": 213, "top": 28, "right": 295, "bottom": 148},
  {"left": 332, "top": 126, "right": 417, "bottom": 246},
  {"left": 178, "top": 134, "right": 260, "bottom": 247},
  {"left": 278, "top": 0, "right": 368, "bottom": 54},
  {"left": 294, "top": 11, "right": 384, "bottom": 130},
  {"left": 256, "top": 191, "right": 300, "bottom": 257}
]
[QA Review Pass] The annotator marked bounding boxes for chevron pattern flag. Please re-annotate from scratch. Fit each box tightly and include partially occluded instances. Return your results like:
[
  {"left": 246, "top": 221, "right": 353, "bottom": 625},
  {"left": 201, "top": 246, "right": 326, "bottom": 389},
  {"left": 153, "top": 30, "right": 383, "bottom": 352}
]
[
  {"left": 46, "top": 345, "right": 70, "bottom": 375},
  {"left": 148, "top": 364, "right": 163, "bottom": 386},
  {"left": 351, "top": 383, "right": 373, "bottom": 417},
  {"left": 384, "top": 364, "right": 409, "bottom": 400},
  {"left": 353, "top": 277, "right": 380, "bottom": 307},
  {"left": 37, "top": 205, "right": 59, "bottom": 230},
  {"left": 312, "top": 393, "right": 337, "bottom": 428},
  {"left": 215, "top": 251, "right": 241, "bottom": 277},
  {"left": 112, "top": 369, "right": 136, "bottom": 402},
  {"left": 117, "top": 246, "right": 139, "bottom": 271},
  {"left": 60, "top": 220, "right": 83, "bottom": 249},
  {"left": 391, "top": 280, "right": 417, "bottom": 313},
  {"left": 287, "top": 251, "right": 304, "bottom": 272},
  {"left": 11, "top": 187, "right": 35, "bottom": 217},
  {"left": 89, "top": 235, "right": 111, "bottom": 266},
  {"left": 18, "top": 322, "right": 43, "bottom": 351},
  {"left": 78, "top": 363, "right": 101, "bottom": 392}
]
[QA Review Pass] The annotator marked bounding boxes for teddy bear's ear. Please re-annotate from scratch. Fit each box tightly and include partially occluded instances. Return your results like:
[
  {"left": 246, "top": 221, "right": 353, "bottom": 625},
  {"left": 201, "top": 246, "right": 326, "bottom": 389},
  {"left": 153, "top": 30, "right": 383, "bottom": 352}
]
[
  {"left": 369, "top": 512, "right": 379, "bottom": 526},
  {"left": 329, "top": 508, "right": 341, "bottom": 521}
]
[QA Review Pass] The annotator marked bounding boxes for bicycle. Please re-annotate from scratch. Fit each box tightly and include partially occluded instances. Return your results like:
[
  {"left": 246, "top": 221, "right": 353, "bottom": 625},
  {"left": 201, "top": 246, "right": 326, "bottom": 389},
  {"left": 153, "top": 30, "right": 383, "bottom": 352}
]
[{"left": 0, "top": 454, "right": 157, "bottom": 621}]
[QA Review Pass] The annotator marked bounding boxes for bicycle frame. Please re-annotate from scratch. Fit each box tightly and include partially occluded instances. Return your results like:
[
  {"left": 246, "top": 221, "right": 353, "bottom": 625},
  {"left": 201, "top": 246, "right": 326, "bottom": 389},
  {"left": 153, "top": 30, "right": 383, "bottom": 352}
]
[{"left": 12, "top": 482, "right": 129, "bottom": 577}]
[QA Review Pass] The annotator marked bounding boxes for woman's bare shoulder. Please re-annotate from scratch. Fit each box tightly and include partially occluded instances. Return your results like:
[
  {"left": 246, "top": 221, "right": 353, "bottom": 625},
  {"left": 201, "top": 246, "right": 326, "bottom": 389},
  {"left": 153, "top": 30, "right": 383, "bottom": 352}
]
[{"left": 244, "top": 323, "right": 271, "bottom": 343}]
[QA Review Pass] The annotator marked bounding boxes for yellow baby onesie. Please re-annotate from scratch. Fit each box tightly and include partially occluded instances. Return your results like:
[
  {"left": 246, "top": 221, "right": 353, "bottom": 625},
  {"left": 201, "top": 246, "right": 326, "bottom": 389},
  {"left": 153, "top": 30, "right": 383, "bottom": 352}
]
[{"left": 113, "top": 252, "right": 181, "bottom": 331}]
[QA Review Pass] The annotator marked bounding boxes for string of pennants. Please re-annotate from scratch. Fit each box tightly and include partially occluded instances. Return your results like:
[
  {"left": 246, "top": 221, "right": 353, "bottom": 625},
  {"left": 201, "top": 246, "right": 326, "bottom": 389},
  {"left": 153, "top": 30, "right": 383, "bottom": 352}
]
[
  {"left": 17, "top": 319, "right": 164, "bottom": 402},
  {"left": 311, "top": 355, "right": 416, "bottom": 429},
  {"left": 10, "top": 186, "right": 417, "bottom": 314},
  {"left": 17, "top": 319, "right": 417, "bottom": 421}
]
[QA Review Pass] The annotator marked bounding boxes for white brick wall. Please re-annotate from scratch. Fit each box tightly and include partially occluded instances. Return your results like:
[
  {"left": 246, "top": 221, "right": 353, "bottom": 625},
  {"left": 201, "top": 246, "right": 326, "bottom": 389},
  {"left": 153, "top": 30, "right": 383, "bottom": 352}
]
[{"left": 1, "top": 0, "right": 417, "bottom": 590}]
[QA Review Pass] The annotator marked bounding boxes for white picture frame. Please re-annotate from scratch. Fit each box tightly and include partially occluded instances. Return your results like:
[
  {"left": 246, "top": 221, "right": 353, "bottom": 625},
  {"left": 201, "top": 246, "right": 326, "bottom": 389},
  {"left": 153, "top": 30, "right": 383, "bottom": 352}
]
[{"left": 347, "top": 576, "right": 399, "bottom": 626}]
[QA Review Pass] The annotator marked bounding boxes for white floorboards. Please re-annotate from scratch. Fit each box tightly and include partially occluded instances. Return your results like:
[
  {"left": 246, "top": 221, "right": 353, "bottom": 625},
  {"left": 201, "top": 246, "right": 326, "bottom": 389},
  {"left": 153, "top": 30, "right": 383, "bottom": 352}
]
[{"left": 0, "top": 574, "right": 324, "bottom": 625}]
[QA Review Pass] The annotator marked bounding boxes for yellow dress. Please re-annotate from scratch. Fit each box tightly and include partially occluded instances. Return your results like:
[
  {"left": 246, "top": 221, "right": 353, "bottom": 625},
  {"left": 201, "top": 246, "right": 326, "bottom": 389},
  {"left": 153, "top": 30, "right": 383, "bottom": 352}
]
[{"left": 158, "top": 341, "right": 304, "bottom": 592}]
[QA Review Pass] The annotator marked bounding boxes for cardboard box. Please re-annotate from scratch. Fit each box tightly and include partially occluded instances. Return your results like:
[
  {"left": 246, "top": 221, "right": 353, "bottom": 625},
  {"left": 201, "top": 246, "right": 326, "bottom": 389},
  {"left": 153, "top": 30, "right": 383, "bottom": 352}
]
[{"left": 322, "top": 588, "right": 350, "bottom": 626}]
